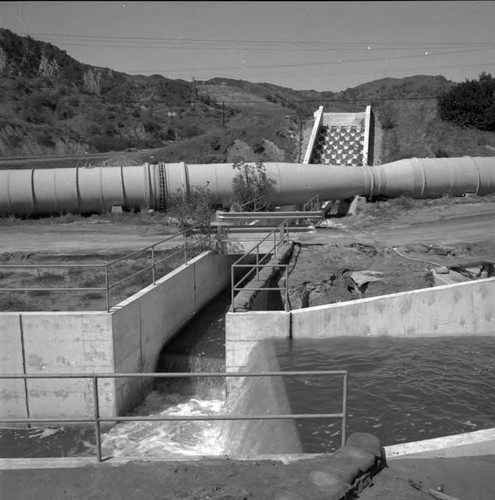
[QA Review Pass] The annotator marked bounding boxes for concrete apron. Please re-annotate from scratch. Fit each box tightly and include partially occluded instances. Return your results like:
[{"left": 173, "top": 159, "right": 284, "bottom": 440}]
[{"left": 0, "top": 433, "right": 385, "bottom": 500}]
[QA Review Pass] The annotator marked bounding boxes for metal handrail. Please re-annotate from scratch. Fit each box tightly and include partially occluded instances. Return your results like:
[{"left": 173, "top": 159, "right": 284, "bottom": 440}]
[
  {"left": 0, "top": 370, "right": 347, "bottom": 462},
  {"left": 303, "top": 194, "right": 321, "bottom": 212},
  {"left": 232, "top": 264, "right": 289, "bottom": 306},
  {"left": 238, "top": 195, "right": 268, "bottom": 212},
  {"left": 0, "top": 223, "right": 210, "bottom": 312},
  {"left": 230, "top": 220, "right": 290, "bottom": 312}
]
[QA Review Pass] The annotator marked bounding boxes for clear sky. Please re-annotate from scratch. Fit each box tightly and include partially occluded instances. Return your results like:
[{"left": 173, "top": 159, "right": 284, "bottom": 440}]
[{"left": 1, "top": 1, "right": 495, "bottom": 92}]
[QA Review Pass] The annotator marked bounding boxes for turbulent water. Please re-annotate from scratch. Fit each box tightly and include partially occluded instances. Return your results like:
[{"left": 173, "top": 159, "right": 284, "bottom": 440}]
[
  {"left": 275, "top": 336, "right": 495, "bottom": 453},
  {"left": 101, "top": 391, "right": 226, "bottom": 458}
]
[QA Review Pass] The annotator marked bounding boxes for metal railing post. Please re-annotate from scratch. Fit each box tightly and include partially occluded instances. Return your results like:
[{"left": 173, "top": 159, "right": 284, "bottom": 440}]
[
  {"left": 341, "top": 372, "right": 348, "bottom": 447},
  {"left": 231, "top": 264, "right": 235, "bottom": 312},
  {"left": 217, "top": 225, "right": 223, "bottom": 254},
  {"left": 273, "top": 231, "right": 277, "bottom": 258},
  {"left": 256, "top": 246, "right": 259, "bottom": 280},
  {"left": 104, "top": 265, "right": 110, "bottom": 312},
  {"left": 151, "top": 246, "right": 156, "bottom": 285},
  {"left": 92, "top": 376, "right": 103, "bottom": 462},
  {"left": 285, "top": 268, "right": 289, "bottom": 312},
  {"left": 184, "top": 232, "right": 188, "bottom": 265}
]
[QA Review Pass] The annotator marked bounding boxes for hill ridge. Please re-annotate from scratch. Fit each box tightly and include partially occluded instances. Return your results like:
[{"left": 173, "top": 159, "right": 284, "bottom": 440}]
[{"left": 1, "top": 28, "right": 495, "bottom": 163}]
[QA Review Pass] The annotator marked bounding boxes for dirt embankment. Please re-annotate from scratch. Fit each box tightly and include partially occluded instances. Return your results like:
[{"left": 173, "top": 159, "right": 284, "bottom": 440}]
[
  {"left": 285, "top": 195, "right": 495, "bottom": 309},
  {"left": 283, "top": 240, "right": 495, "bottom": 310}
]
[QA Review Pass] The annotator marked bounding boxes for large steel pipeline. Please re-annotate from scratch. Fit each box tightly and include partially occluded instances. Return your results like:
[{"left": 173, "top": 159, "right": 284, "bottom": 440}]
[{"left": 0, "top": 157, "right": 494, "bottom": 217}]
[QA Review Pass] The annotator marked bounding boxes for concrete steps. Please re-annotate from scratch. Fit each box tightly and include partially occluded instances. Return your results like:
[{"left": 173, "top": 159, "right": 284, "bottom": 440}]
[{"left": 311, "top": 124, "right": 365, "bottom": 166}]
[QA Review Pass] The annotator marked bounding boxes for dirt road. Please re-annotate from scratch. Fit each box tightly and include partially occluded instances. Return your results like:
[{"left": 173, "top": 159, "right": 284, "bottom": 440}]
[{"left": 1, "top": 196, "right": 494, "bottom": 257}]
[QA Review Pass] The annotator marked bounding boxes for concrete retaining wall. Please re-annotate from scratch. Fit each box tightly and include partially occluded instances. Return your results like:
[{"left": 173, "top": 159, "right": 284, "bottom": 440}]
[
  {"left": 1, "top": 252, "right": 236, "bottom": 420},
  {"left": 0, "top": 315, "right": 29, "bottom": 418},
  {"left": 225, "top": 277, "right": 495, "bottom": 371},
  {"left": 0, "top": 312, "right": 114, "bottom": 419},
  {"left": 291, "top": 277, "right": 495, "bottom": 338}
]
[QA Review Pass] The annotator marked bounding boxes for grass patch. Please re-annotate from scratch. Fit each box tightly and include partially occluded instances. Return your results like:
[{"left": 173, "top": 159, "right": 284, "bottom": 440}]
[
  {"left": 33, "top": 272, "right": 66, "bottom": 284},
  {"left": 81, "top": 292, "right": 104, "bottom": 301},
  {"left": 80, "top": 277, "right": 103, "bottom": 288},
  {"left": 28, "top": 290, "right": 51, "bottom": 297},
  {"left": 0, "top": 295, "right": 33, "bottom": 311},
  {"left": 0, "top": 210, "right": 182, "bottom": 229},
  {"left": 0, "top": 246, "right": 205, "bottom": 312},
  {"left": 67, "top": 268, "right": 84, "bottom": 279}
]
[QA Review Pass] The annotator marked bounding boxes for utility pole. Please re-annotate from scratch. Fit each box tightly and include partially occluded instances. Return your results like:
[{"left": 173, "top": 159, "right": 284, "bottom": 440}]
[
  {"left": 298, "top": 118, "right": 303, "bottom": 163},
  {"left": 191, "top": 77, "right": 196, "bottom": 109}
]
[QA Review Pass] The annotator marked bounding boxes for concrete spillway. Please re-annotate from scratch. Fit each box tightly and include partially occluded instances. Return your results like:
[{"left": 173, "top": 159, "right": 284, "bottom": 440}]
[
  {"left": 1, "top": 157, "right": 495, "bottom": 217},
  {"left": 308, "top": 110, "right": 368, "bottom": 166}
]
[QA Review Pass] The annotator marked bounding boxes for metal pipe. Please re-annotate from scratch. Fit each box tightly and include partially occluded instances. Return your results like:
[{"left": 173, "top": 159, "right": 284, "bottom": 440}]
[{"left": 1, "top": 157, "right": 494, "bottom": 217}]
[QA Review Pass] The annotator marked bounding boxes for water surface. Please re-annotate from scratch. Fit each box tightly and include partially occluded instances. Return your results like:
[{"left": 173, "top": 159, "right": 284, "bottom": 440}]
[{"left": 275, "top": 336, "right": 495, "bottom": 453}]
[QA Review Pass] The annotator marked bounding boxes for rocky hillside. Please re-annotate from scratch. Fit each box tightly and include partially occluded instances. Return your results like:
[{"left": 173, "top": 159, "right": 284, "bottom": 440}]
[{"left": 1, "top": 28, "right": 495, "bottom": 163}]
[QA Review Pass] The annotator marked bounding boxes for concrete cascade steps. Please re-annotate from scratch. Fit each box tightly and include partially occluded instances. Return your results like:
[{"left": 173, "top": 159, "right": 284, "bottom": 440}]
[{"left": 311, "top": 124, "right": 365, "bottom": 166}]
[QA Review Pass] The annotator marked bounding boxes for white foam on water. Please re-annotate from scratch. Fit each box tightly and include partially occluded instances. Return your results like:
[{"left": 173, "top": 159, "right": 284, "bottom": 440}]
[
  {"left": 101, "top": 390, "right": 227, "bottom": 459},
  {"left": 29, "top": 428, "right": 60, "bottom": 439}
]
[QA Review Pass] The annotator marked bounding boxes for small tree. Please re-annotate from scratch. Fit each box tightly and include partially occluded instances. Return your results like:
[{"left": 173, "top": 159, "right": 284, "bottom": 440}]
[
  {"left": 231, "top": 160, "right": 276, "bottom": 212},
  {"left": 167, "top": 182, "right": 217, "bottom": 251}
]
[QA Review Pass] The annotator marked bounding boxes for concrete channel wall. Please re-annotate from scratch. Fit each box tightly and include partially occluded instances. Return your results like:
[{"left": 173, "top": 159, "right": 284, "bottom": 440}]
[
  {"left": 291, "top": 276, "right": 495, "bottom": 338},
  {"left": 225, "top": 277, "right": 495, "bottom": 370},
  {"left": 0, "top": 252, "right": 237, "bottom": 420},
  {"left": 112, "top": 251, "right": 237, "bottom": 414},
  {"left": 0, "top": 311, "right": 115, "bottom": 419}
]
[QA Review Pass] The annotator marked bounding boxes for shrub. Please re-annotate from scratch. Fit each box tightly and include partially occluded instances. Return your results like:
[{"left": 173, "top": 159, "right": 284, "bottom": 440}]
[
  {"left": 438, "top": 72, "right": 495, "bottom": 131},
  {"left": 434, "top": 148, "right": 449, "bottom": 158},
  {"left": 390, "top": 195, "right": 416, "bottom": 210},
  {"left": 253, "top": 142, "right": 265, "bottom": 154},
  {"left": 167, "top": 182, "right": 216, "bottom": 251},
  {"left": 423, "top": 269, "right": 435, "bottom": 287},
  {"left": 379, "top": 111, "right": 395, "bottom": 130},
  {"left": 88, "top": 135, "right": 131, "bottom": 153},
  {"left": 36, "top": 132, "right": 56, "bottom": 148},
  {"left": 231, "top": 161, "right": 276, "bottom": 211},
  {"left": 7, "top": 135, "right": 22, "bottom": 148}
]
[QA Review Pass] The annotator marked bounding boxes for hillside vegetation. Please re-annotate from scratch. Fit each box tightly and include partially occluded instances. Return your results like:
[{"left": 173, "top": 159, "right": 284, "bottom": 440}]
[{"left": 1, "top": 29, "right": 495, "bottom": 164}]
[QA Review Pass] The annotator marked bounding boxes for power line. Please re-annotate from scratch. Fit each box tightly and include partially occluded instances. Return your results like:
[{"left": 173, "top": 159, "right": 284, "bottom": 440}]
[
  {"left": 120, "top": 47, "right": 494, "bottom": 74},
  {"left": 19, "top": 31, "right": 495, "bottom": 48},
  {"left": 35, "top": 40, "right": 473, "bottom": 53},
  {"left": 0, "top": 95, "right": 444, "bottom": 105},
  {"left": 21, "top": 34, "right": 495, "bottom": 54}
]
